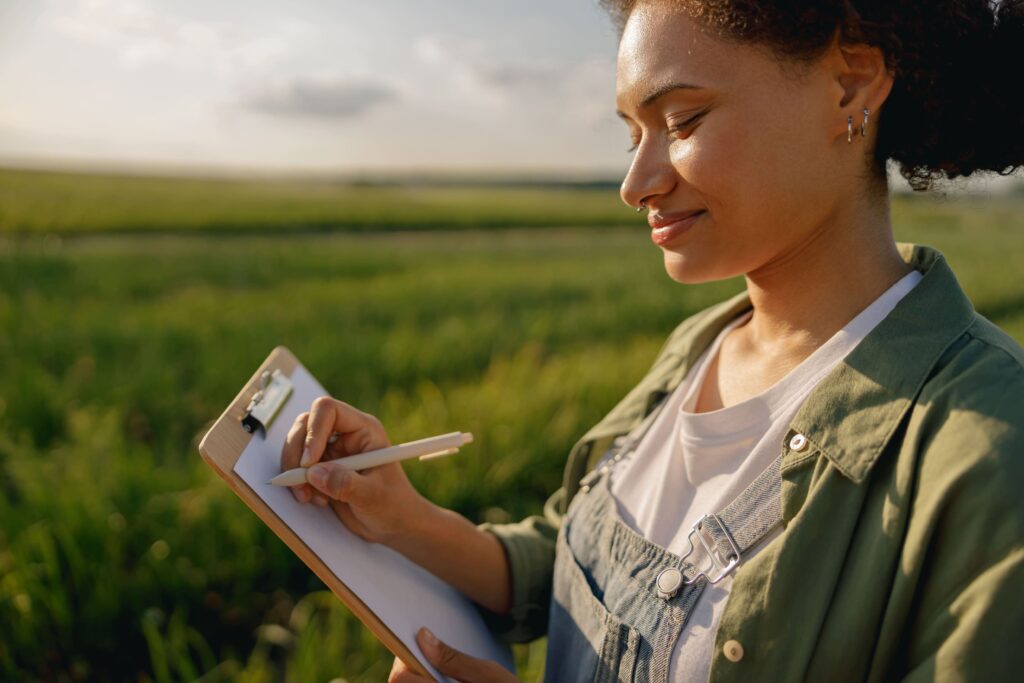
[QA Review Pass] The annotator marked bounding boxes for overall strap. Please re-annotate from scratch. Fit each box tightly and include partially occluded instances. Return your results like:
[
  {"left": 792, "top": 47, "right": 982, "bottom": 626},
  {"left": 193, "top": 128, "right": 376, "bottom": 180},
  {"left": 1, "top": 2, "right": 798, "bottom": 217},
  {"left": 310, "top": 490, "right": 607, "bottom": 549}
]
[
  {"left": 578, "top": 386, "right": 785, "bottom": 587},
  {"left": 578, "top": 390, "right": 673, "bottom": 493},
  {"left": 681, "top": 456, "right": 783, "bottom": 586}
]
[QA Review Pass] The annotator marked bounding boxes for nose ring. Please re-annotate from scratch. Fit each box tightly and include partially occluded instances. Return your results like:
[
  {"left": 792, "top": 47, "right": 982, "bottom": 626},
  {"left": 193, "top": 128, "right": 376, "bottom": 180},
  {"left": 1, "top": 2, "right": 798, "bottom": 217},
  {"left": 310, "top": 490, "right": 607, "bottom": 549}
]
[{"left": 636, "top": 200, "right": 647, "bottom": 213}]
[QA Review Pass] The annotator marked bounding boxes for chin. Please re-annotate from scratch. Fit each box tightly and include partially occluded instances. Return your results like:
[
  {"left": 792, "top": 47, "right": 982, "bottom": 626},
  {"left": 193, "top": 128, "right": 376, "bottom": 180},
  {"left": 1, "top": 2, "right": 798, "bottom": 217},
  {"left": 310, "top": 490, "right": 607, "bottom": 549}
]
[{"left": 662, "top": 251, "right": 723, "bottom": 285}]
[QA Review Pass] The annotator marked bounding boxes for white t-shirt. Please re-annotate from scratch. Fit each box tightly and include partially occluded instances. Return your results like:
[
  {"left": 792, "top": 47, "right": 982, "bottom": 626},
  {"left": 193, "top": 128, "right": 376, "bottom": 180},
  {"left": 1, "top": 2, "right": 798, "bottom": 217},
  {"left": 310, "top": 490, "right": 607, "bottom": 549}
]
[{"left": 609, "top": 269, "right": 923, "bottom": 681}]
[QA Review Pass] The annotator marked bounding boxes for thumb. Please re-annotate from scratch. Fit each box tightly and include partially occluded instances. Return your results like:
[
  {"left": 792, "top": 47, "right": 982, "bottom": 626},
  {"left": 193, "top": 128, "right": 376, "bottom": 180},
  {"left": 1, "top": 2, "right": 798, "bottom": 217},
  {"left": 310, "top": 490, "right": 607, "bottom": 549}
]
[
  {"left": 306, "top": 463, "right": 376, "bottom": 505},
  {"left": 417, "top": 628, "right": 499, "bottom": 682}
]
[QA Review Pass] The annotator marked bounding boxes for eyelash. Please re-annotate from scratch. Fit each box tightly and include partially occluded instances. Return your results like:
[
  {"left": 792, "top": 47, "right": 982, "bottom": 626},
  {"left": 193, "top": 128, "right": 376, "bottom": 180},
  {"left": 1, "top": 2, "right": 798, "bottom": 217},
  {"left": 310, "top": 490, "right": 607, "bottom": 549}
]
[{"left": 627, "top": 111, "right": 706, "bottom": 153}]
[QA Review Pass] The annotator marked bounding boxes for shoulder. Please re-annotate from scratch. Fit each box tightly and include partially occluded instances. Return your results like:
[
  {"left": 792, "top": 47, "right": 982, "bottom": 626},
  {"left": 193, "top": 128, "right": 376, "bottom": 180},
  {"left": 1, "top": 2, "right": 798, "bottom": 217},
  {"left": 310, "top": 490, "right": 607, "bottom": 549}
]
[
  {"left": 908, "top": 312, "right": 1024, "bottom": 588},
  {"left": 918, "top": 312, "right": 1024, "bottom": 441},
  {"left": 965, "top": 313, "right": 1024, "bottom": 371},
  {"left": 896, "top": 315, "right": 1024, "bottom": 669}
]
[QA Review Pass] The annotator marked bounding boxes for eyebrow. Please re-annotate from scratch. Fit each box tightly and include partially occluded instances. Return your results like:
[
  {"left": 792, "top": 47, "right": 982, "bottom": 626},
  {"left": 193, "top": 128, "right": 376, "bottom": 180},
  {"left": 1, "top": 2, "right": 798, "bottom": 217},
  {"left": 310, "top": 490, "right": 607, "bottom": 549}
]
[{"left": 616, "top": 81, "right": 704, "bottom": 119}]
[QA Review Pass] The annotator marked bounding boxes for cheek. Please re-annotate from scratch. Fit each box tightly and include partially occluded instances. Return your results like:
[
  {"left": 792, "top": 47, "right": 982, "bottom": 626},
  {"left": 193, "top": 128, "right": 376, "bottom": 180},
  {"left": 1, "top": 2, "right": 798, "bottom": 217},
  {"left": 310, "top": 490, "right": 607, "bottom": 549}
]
[
  {"left": 751, "top": 104, "right": 842, "bottom": 213},
  {"left": 658, "top": 113, "right": 811, "bottom": 282},
  {"left": 671, "top": 109, "right": 832, "bottom": 237},
  {"left": 668, "top": 115, "right": 768, "bottom": 228}
]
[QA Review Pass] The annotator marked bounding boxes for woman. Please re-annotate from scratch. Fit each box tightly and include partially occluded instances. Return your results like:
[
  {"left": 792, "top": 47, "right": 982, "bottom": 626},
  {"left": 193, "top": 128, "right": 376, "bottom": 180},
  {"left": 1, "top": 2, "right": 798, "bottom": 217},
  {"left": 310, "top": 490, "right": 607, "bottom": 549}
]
[{"left": 281, "top": 1, "right": 1024, "bottom": 680}]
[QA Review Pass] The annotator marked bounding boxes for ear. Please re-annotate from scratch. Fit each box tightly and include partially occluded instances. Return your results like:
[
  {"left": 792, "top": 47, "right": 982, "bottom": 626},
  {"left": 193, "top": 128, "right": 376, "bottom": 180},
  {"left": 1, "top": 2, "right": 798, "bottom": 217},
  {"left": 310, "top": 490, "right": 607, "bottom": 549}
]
[{"left": 822, "top": 32, "right": 894, "bottom": 138}]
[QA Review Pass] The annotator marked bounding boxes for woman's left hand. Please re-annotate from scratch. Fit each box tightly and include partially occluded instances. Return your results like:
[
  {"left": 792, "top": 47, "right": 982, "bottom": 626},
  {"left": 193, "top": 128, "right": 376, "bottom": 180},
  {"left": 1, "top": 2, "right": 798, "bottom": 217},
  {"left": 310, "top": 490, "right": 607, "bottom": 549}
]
[{"left": 388, "top": 628, "right": 521, "bottom": 683}]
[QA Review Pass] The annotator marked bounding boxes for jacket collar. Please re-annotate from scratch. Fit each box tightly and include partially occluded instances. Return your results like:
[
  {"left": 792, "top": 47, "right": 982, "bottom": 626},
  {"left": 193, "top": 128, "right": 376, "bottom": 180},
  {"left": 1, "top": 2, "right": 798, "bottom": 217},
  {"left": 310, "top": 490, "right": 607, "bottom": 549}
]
[
  {"left": 790, "top": 243, "right": 976, "bottom": 482},
  {"left": 575, "top": 243, "right": 976, "bottom": 485}
]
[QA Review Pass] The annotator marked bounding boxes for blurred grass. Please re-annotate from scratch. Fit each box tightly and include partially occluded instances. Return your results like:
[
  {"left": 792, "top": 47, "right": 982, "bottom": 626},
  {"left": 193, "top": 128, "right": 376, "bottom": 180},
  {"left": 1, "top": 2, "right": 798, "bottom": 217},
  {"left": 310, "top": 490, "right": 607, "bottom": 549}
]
[
  {"left": 0, "top": 168, "right": 1022, "bottom": 682},
  {"left": 0, "top": 167, "right": 634, "bottom": 235}
]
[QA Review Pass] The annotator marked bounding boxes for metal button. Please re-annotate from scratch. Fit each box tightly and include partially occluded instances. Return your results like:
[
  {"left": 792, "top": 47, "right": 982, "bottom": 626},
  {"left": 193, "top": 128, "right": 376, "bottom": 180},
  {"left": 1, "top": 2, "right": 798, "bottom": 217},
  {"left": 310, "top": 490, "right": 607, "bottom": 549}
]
[
  {"left": 723, "top": 639, "right": 744, "bottom": 662},
  {"left": 656, "top": 568, "right": 683, "bottom": 600},
  {"left": 788, "top": 433, "right": 808, "bottom": 452}
]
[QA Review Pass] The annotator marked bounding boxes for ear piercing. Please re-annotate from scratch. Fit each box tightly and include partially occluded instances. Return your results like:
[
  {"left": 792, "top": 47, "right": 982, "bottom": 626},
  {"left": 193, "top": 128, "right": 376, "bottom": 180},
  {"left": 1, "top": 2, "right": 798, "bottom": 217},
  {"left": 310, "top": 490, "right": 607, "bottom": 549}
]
[{"left": 848, "top": 107, "right": 871, "bottom": 144}]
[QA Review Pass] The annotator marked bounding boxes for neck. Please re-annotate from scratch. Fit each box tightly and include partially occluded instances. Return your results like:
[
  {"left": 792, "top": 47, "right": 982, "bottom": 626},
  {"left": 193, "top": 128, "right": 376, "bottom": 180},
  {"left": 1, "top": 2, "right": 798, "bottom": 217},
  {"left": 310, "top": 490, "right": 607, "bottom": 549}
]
[{"left": 741, "top": 193, "right": 912, "bottom": 357}]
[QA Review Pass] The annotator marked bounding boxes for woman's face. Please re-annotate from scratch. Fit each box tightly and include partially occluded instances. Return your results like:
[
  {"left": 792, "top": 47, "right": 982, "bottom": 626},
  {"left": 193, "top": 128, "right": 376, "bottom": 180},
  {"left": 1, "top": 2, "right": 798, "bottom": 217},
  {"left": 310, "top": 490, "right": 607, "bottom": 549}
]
[{"left": 616, "top": 3, "right": 854, "bottom": 284}]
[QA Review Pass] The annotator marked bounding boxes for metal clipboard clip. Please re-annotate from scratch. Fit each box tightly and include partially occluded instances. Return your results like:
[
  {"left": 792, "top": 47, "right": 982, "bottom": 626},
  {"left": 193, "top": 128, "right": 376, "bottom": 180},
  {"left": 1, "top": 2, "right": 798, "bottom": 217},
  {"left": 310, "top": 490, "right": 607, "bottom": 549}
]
[{"left": 241, "top": 369, "right": 293, "bottom": 436}]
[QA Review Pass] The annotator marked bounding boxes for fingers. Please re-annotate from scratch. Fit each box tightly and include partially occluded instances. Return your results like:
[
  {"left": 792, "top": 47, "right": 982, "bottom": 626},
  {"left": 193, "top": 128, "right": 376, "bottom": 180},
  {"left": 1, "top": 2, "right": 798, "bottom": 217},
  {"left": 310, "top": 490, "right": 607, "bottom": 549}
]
[
  {"left": 417, "top": 628, "right": 518, "bottom": 682},
  {"left": 304, "top": 397, "right": 387, "bottom": 467},
  {"left": 283, "top": 398, "right": 389, "bottom": 508},
  {"left": 388, "top": 657, "right": 432, "bottom": 683},
  {"left": 281, "top": 412, "right": 313, "bottom": 504},
  {"left": 306, "top": 461, "right": 378, "bottom": 508}
]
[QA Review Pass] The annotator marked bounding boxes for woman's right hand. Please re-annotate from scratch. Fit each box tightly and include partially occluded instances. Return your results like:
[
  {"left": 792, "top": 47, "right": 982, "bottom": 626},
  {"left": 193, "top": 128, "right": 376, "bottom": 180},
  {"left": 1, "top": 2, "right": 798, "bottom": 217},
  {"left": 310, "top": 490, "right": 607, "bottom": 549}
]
[
  {"left": 280, "top": 396, "right": 432, "bottom": 546},
  {"left": 280, "top": 396, "right": 514, "bottom": 616}
]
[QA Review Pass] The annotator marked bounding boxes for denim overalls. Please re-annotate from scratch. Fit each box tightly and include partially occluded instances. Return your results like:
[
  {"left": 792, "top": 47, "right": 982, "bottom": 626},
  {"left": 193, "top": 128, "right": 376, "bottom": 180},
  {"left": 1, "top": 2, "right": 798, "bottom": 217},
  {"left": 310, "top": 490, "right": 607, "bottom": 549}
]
[{"left": 544, "top": 394, "right": 786, "bottom": 682}]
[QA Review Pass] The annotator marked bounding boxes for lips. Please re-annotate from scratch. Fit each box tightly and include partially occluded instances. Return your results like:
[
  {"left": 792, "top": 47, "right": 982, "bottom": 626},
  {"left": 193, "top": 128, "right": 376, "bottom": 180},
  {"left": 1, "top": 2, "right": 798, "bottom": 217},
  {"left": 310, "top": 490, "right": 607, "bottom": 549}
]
[
  {"left": 647, "top": 209, "right": 705, "bottom": 230},
  {"left": 649, "top": 209, "right": 707, "bottom": 246}
]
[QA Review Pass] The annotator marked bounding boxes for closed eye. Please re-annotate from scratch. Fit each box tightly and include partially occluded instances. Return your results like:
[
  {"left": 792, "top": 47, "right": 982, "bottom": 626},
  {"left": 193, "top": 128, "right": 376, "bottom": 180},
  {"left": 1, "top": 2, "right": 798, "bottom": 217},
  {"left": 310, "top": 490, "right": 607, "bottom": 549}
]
[
  {"left": 667, "top": 109, "right": 708, "bottom": 138},
  {"left": 626, "top": 108, "right": 709, "bottom": 153}
]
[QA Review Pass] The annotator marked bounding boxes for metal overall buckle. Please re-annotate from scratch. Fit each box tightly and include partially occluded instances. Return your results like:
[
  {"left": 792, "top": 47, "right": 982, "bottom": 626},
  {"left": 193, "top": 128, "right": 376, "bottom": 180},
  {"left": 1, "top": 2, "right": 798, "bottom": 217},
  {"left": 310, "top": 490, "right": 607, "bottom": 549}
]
[{"left": 680, "top": 513, "right": 742, "bottom": 586}]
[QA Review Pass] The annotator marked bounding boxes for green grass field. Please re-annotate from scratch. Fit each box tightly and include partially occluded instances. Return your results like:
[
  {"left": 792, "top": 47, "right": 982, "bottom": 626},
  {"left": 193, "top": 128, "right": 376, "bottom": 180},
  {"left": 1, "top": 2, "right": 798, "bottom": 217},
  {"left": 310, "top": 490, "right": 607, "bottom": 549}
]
[
  {"left": 1, "top": 167, "right": 1022, "bottom": 682},
  {"left": 0, "top": 167, "right": 632, "bottom": 236}
]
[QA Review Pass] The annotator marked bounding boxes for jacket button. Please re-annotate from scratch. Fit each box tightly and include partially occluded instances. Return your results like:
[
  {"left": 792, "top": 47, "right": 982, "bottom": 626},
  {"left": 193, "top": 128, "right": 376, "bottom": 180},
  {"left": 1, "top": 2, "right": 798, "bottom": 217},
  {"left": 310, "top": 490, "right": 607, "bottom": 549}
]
[
  {"left": 723, "top": 639, "right": 744, "bottom": 662},
  {"left": 788, "top": 433, "right": 808, "bottom": 452}
]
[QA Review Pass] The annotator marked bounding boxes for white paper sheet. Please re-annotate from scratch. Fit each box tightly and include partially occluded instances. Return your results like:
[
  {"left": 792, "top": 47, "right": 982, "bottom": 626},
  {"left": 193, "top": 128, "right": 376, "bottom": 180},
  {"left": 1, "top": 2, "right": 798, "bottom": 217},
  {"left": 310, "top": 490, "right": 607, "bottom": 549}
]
[{"left": 233, "top": 364, "right": 515, "bottom": 682}]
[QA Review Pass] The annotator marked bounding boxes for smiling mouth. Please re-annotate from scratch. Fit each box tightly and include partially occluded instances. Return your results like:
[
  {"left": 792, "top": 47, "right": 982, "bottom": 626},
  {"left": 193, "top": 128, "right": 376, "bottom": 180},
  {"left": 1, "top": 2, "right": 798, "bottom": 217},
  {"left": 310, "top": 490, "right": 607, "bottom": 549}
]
[
  {"left": 648, "top": 209, "right": 706, "bottom": 229},
  {"left": 649, "top": 210, "right": 706, "bottom": 246}
]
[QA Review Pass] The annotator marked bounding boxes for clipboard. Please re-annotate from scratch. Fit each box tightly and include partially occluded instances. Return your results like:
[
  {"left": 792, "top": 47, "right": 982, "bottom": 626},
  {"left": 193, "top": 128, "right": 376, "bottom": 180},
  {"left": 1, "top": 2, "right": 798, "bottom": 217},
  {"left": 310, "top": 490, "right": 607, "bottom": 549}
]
[{"left": 197, "top": 346, "right": 513, "bottom": 681}]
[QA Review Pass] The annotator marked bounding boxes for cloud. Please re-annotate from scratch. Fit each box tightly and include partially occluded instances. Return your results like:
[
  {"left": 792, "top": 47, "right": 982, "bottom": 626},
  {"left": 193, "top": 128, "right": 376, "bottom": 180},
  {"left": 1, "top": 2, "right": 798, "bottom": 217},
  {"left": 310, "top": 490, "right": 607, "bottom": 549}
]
[
  {"left": 412, "top": 34, "right": 555, "bottom": 99},
  {"left": 53, "top": 0, "right": 307, "bottom": 73},
  {"left": 473, "top": 64, "right": 558, "bottom": 90},
  {"left": 241, "top": 75, "right": 398, "bottom": 120},
  {"left": 413, "top": 34, "right": 617, "bottom": 126}
]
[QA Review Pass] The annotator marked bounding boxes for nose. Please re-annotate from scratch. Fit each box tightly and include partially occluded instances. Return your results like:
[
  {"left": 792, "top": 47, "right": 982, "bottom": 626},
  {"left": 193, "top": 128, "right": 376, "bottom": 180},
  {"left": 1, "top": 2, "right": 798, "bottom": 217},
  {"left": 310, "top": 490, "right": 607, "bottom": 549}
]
[{"left": 620, "top": 136, "right": 675, "bottom": 211}]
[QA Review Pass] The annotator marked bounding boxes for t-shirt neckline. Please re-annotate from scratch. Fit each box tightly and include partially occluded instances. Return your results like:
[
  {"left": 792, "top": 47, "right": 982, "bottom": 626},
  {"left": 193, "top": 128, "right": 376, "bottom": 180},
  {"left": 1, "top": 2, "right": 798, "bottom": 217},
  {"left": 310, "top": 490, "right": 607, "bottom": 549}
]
[{"left": 676, "top": 269, "right": 923, "bottom": 445}]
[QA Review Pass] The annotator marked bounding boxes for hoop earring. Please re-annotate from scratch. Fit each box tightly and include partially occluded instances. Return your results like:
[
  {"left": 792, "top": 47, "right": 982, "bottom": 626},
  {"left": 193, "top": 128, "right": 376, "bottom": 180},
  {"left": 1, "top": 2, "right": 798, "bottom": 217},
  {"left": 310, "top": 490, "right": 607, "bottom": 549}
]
[
  {"left": 860, "top": 107, "right": 870, "bottom": 137},
  {"left": 847, "top": 116, "right": 854, "bottom": 144}
]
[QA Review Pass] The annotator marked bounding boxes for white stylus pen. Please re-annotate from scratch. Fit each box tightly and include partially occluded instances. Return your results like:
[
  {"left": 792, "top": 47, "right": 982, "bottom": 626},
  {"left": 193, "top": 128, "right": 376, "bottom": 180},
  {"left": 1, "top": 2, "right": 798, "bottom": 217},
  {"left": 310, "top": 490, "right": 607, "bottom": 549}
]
[{"left": 267, "top": 431, "right": 473, "bottom": 486}]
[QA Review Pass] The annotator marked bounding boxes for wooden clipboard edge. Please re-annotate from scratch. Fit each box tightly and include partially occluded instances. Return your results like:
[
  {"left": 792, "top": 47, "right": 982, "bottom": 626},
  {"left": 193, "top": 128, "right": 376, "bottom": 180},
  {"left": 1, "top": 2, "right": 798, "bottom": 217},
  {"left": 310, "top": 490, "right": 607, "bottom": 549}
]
[{"left": 197, "top": 346, "right": 436, "bottom": 681}]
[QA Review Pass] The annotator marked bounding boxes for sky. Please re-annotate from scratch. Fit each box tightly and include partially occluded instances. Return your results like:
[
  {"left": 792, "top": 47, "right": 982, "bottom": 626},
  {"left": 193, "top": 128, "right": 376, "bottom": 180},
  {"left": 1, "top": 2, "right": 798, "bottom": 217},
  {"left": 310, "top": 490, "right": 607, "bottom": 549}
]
[
  {"left": 1, "top": 0, "right": 1019, "bottom": 192},
  {"left": 0, "top": 0, "right": 634, "bottom": 175}
]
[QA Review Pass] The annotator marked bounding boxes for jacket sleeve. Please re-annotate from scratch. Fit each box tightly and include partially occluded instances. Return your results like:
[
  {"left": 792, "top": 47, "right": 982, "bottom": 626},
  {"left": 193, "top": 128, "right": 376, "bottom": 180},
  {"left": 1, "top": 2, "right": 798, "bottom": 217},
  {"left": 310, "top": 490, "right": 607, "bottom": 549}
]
[
  {"left": 473, "top": 485, "right": 567, "bottom": 643},
  {"left": 900, "top": 548, "right": 1024, "bottom": 682}
]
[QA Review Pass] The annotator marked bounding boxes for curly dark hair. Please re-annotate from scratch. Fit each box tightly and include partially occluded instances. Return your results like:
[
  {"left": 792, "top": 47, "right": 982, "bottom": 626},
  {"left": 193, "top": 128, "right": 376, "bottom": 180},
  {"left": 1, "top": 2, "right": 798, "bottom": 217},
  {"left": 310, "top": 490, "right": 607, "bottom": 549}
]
[{"left": 600, "top": 0, "right": 1024, "bottom": 191}]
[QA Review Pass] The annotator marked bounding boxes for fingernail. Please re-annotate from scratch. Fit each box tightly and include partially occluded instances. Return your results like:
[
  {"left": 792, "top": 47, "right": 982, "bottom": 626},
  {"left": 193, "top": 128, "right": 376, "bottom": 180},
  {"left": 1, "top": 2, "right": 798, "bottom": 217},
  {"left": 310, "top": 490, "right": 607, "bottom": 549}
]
[
  {"left": 313, "top": 494, "right": 329, "bottom": 507},
  {"left": 307, "top": 465, "right": 327, "bottom": 488},
  {"left": 295, "top": 487, "right": 311, "bottom": 503},
  {"left": 420, "top": 628, "right": 439, "bottom": 648},
  {"left": 300, "top": 447, "right": 312, "bottom": 467}
]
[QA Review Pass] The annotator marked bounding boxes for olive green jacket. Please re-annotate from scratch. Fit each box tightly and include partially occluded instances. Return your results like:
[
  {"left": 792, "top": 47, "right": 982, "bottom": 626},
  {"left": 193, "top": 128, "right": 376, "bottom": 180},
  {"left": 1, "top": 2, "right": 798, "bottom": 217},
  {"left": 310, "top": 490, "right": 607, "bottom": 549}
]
[{"left": 479, "top": 243, "right": 1024, "bottom": 681}]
